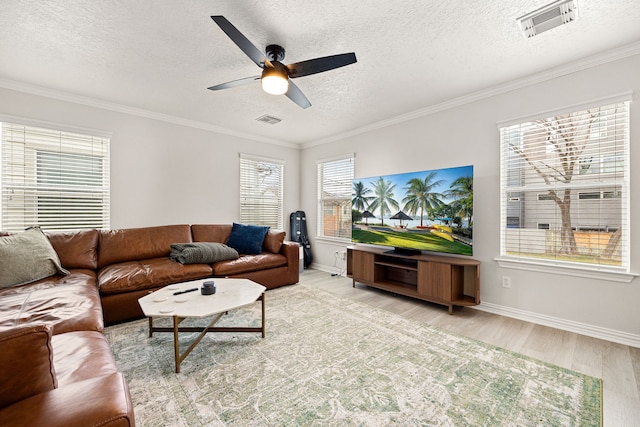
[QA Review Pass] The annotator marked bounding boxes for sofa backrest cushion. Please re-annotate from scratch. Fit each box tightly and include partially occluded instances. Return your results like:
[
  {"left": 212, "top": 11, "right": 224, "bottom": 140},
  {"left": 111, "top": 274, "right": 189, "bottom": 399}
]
[
  {"left": 192, "top": 225, "right": 286, "bottom": 254},
  {"left": 190, "top": 224, "right": 232, "bottom": 244},
  {"left": 98, "top": 224, "right": 192, "bottom": 268},
  {"left": 47, "top": 229, "right": 99, "bottom": 270},
  {"left": 263, "top": 230, "right": 286, "bottom": 254},
  {"left": 0, "top": 324, "right": 57, "bottom": 408}
]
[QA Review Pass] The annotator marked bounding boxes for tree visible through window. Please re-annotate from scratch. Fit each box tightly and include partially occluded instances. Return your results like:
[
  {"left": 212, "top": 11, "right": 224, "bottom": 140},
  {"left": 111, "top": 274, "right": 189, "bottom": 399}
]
[
  {"left": 499, "top": 98, "right": 630, "bottom": 269},
  {"left": 317, "top": 154, "right": 354, "bottom": 239},
  {"left": 1, "top": 122, "right": 110, "bottom": 232}
]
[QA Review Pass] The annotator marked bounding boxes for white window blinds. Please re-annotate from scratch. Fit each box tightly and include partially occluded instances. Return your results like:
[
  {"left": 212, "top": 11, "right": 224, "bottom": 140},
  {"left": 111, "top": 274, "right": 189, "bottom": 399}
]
[
  {"left": 1, "top": 122, "right": 110, "bottom": 232},
  {"left": 499, "top": 98, "right": 630, "bottom": 270},
  {"left": 239, "top": 153, "right": 284, "bottom": 230},
  {"left": 317, "top": 154, "right": 354, "bottom": 239}
]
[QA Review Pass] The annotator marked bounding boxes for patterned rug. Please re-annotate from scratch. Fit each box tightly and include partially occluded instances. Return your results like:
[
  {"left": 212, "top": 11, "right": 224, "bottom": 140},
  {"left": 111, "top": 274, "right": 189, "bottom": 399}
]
[{"left": 105, "top": 284, "right": 602, "bottom": 426}]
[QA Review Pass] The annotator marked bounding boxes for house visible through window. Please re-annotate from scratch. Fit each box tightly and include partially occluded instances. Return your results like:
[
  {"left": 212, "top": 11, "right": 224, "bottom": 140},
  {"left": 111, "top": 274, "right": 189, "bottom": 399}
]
[
  {"left": 317, "top": 154, "right": 354, "bottom": 240},
  {"left": 239, "top": 153, "right": 284, "bottom": 230},
  {"left": 499, "top": 97, "right": 630, "bottom": 270},
  {"left": 0, "top": 121, "right": 110, "bottom": 232}
]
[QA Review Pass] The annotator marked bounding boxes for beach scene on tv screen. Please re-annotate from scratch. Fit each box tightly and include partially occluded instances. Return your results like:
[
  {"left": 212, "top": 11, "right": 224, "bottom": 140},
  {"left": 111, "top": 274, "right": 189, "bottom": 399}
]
[{"left": 352, "top": 165, "right": 473, "bottom": 256}]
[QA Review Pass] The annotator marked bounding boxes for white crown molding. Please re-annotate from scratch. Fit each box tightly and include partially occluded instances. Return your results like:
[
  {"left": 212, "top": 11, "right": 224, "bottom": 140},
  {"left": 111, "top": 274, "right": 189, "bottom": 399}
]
[
  {"left": 303, "top": 40, "right": 640, "bottom": 149},
  {"left": 473, "top": 302, "right": 640, "bottom": 348},
  {"left": 0, "top": 78, "right": 300, "bottom": 149},
  {"left": 2, "top": 41, "right": 639, "bottom": 150}
]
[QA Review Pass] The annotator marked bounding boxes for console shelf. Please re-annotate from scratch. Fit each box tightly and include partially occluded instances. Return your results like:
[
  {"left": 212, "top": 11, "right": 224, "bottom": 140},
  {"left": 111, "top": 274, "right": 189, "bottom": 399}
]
[{"left": 346, "top": 246, "right": 480, "bottom": 314}]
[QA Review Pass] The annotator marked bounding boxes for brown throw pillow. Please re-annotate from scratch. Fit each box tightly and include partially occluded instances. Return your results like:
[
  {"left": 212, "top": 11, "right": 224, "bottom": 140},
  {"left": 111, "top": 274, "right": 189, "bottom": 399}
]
[{"left": 263, "top": 230, "right": 286, "bottom": 254}]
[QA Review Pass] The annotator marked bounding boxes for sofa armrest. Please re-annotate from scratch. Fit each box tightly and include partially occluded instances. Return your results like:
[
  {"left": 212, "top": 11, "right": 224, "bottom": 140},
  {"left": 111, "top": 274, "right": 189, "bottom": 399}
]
[
  {"left": 0, "top": 324, "right": 57, "bottom": 408},
  {"left": 280, "top": 241, "right": 300, "bottom": 272},
  {"left": 0, "top": 372, "right": 134, "bottom": 427}
]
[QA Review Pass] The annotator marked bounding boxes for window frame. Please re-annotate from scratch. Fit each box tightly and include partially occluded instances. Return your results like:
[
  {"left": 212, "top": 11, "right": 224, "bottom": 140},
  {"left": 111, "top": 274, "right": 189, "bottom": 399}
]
[
  {"left": 316, "top": 153, "right": 354, "bottom": 241},
  {"left": 495, "top": 95, "right": 636, "bottom": 282},
  {"left": 238, "top": 153, "right": 284, "bottom": 230},
  {"left": 0, "top": 118, "right": 111, "bottom": 232}
]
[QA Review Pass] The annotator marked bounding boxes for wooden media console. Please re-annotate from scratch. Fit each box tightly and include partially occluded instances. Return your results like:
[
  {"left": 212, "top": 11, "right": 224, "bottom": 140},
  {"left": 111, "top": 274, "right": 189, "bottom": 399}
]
[{"left": 346, "top": 246, "right": 480, "bottom": 314}]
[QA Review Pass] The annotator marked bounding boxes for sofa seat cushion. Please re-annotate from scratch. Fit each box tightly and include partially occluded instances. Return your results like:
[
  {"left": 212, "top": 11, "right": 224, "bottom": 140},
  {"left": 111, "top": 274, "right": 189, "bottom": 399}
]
[
  {"left": 0, "top": 269, "right": 96, "bottom": 297},
  {"left": 98, "top": 257, "right": 213, "bottom": 294},
  {"left": 0, "top": 272, "right": 103, "bottom": 335},
  {"left": 212, "top": 253, "right": 287, "bottom": 276},
  {"left": 52, "top": 331, "right": 119, "bottom": 387},
  {"left": 0, "top": 372, "right": 135, "bottom": 427}
]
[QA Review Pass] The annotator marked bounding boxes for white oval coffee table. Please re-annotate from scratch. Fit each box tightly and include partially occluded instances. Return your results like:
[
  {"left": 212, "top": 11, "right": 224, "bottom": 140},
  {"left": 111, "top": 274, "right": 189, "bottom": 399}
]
[{"left": 138, "top": 278, "right": 266, "bottom": 373}]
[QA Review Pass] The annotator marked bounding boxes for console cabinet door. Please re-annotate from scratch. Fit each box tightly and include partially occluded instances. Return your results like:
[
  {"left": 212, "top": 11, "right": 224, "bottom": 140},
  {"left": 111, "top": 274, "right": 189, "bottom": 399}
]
[
  {"left": 418, "top": 261, "right": 451, "bottom": 302},
  {"left": 352, "top": 251, "right": 375, "bottom": 283}
]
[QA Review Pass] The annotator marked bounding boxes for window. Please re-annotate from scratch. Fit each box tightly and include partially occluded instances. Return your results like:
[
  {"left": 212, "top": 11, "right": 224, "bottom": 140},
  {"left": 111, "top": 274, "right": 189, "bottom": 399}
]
[
  {"left": 317, "top": 154, "right": 354, "bottom": 239},
  {"left": 1, "top": 121, "right": 110, "bottom": 232},
  {"left": 499, "top": 97, "right": 630, "bottom": 271},
  {"left": 239, "top": 153, "right": 284, "bottom": 229}
]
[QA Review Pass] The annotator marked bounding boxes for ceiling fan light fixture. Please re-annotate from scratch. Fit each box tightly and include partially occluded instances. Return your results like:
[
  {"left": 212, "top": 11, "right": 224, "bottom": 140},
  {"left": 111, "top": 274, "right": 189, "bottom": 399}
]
[{"left": 261, "top": 67, "right": 289, "bottom": 95}]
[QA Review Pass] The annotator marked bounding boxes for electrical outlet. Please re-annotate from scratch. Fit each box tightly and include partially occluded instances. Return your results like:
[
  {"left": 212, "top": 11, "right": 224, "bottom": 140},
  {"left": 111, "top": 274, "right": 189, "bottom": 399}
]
[
  {"left": 340, "top": 251, "right": 346, "bottom": 261},
  {"left": 334, "top": 250, "right": 339, "bottom": 257},
  {"left": 502, "top": 276, "right": 511, "bottom": 288}
]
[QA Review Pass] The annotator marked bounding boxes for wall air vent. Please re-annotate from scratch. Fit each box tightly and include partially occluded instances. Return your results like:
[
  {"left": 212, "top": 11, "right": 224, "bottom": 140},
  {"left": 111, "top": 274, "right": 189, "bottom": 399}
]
[
  {"left": 518, "top": 0, "right": 577, "bottom": 38},
  {"left": 255, "top": 114, "right": 282, "bottom": 125}
]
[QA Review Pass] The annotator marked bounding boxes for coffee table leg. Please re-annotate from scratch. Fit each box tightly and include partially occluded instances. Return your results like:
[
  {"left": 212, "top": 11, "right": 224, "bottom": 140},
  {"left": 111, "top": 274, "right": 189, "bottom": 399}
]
[
  {"left": 261, "top": 293, "right": 265, "bottom": 338},
  {"left": 173, "top": 316, "right": 181, "bottom": 373},
  {"left": 148, "top": 317, "right": 154, "bottom": 337},
  {"left": 173, "top": 313, "right": 224, "bottom": 373}
]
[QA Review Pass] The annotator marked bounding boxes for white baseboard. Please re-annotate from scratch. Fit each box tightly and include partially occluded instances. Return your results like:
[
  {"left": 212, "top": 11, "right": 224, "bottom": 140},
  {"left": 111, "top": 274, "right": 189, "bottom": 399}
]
[
  {"left": 472, "top": 302, "right": 640, "bottom": 348},
  {"left": 309, "top": 263, "right": 640, "bottom": 348},
  {"left": 309, "top": 263, "right": 346, "bottom": 276}
]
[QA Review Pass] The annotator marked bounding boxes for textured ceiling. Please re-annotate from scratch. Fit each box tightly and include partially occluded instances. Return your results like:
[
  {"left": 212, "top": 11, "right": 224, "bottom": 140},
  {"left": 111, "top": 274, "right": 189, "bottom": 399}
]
[{"left": 1, "top": 1, "right": 639, "bottom": 145}]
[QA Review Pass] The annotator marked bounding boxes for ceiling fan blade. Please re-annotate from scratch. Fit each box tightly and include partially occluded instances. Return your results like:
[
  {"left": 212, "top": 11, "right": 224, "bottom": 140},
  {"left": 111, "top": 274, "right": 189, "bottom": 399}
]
[
  {"left": 211, "top": 16, "right": 266, "bottom": 68},
  {"left": 207, "top": 76, "right": 261, "bottom": 91},
  {"left": 286, "top": 53, "right": 357, "bottom": 78},
  {"left": 285, "top": 80, "right": 311, "bottom": 109}
]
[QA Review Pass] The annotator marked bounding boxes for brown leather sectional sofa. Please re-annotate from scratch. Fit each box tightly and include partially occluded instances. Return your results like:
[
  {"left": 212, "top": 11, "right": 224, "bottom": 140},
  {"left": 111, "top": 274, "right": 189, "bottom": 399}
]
[{"left": 0, "top": 223, "right": 299, "bottom": 426}]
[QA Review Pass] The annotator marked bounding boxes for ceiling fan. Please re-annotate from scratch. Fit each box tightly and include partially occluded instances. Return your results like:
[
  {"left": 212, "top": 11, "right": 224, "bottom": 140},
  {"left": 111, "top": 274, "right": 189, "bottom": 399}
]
[{"left": 207, "top": 16, "right": 357, "bottom": 109}]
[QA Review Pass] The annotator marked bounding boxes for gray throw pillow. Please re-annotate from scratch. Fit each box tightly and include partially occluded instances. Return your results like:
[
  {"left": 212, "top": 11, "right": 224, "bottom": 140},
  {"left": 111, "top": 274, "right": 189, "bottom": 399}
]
[{"left": 0, "top": 227, "right": 69, "bottom": 289}]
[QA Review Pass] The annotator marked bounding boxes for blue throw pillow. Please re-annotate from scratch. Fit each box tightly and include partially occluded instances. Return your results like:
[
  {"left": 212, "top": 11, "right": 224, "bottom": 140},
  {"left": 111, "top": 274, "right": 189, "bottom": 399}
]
[{"left": 225, "top": 223, "right": 270, "bottom": 255}]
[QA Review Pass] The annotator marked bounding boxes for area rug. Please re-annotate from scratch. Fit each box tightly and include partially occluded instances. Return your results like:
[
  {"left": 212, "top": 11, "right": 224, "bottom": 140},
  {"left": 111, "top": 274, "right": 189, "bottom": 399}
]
[{"left": 105, "top": 284, "right": 602, "bottom": 426}]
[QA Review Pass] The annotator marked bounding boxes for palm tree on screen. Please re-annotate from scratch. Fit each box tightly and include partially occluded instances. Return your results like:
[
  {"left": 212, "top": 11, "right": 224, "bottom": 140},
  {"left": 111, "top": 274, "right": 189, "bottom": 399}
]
[
  {"left": 352, "top": 181, "right": 374, "bottom": 212},
  {"left": 368, "top": 177, "right": 399, "bottom": 226},
  {"left": 402, "top": 172, "right": 445, "bottom": 227},
  {"left": 445, "top": 176, "right": 473, "bottom": 227}
]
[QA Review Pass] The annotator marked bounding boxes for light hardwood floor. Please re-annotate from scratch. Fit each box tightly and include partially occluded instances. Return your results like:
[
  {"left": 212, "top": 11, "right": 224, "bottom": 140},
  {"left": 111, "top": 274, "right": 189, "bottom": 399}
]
[{"left": 300, "top": 269, "right": 640, "bottom": 427}]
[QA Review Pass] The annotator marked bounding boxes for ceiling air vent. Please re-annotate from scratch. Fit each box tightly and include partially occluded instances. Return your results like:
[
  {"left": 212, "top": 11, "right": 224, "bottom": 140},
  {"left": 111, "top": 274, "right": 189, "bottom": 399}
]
[
  {"left": 255, "top": 114, "right": 282, "bottom": 125},
  {"left": 518, "top": 0, "right": 577, "bottom": 38}
]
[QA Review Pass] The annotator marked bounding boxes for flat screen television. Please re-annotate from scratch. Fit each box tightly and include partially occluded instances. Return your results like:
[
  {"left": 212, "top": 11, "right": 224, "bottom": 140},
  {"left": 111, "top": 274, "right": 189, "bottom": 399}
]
[{"left": 352, "top": 165, "right": 473, "bottom": 256}]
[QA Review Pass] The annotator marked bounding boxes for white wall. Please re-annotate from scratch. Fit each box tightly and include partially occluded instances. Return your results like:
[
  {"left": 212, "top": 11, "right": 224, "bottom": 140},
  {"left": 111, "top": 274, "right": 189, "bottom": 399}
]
[
  {"left": 2, "top": 52, "right": 638, "bottom": 346},
  {"left": 0, "top": 87, "right": 301, "bottom": 230},
  {"left": 300, "top": 53, "right": 640, "bottom": 345}
]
